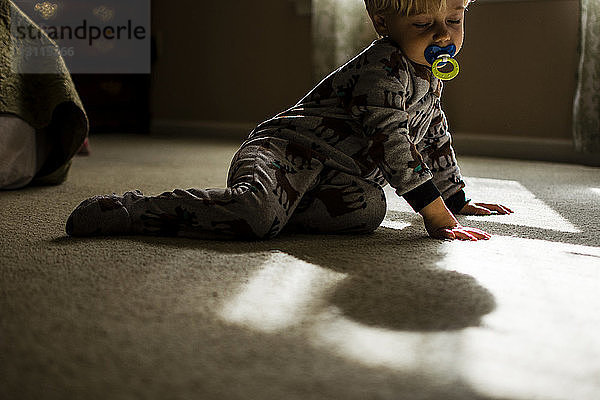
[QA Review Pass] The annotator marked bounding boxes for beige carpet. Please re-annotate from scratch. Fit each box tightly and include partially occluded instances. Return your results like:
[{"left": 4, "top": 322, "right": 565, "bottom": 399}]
[{"left": 1, "top": 134, "right": 600, "bottom": 400}]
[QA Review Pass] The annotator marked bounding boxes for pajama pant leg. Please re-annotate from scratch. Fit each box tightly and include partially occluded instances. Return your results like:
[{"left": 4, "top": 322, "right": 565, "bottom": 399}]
[
  {"left": 124, "top": 137, "right": 324, "bottom": 240},
  {"left": 283, "top": 169, "right": 387, "bottom": 235},
  {"left": 68, "top": 137, "right": 388, "bottom": 239}
]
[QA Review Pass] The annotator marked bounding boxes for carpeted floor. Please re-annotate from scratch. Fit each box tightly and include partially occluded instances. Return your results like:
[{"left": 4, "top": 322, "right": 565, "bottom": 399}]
[{"left": 1, "top": 133, "right": 599, "bottom": 400}]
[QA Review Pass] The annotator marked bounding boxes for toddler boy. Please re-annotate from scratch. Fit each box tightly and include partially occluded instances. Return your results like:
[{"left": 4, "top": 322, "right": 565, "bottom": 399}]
[{"left": 67, "top": 0, "right": 512, "bottom": 241}]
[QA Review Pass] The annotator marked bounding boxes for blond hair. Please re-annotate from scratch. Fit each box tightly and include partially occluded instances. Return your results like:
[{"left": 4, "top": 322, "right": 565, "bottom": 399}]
[{"left": 364, "top": 0, "right": 471, "bottom": 18}]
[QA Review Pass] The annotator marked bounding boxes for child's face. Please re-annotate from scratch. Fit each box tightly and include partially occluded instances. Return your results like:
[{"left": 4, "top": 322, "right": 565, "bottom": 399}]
[{"left": 375, "top": 0, "right": 466, "bottom": 67}]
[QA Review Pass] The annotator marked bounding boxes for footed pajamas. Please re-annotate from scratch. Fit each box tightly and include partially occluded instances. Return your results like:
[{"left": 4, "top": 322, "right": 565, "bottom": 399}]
[
  {"left": 67, "top": 137, "right": 388, "bottom": 239},
  {"left": 67, "top": 37, "right": 468, "bottom": 240}
]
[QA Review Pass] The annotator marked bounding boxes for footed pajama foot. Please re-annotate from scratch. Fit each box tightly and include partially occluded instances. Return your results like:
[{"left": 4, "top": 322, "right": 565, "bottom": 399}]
[{"left": 66, "top": 190, "right": 143, "bottom": 236}]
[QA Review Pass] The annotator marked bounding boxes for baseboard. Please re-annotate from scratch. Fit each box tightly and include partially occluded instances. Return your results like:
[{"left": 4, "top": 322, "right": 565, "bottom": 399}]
[
  {"left": 150, "top": 120, "right": 599, "bottom": 166},
  {"left": 452, "top": 133, "right": 599, "bottom": 166},
  {"left": 150, "top": 119, "right": 254, "bottom": 141}
]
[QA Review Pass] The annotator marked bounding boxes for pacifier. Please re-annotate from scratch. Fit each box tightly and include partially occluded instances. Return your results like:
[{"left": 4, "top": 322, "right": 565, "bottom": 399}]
[{"left": 424, "top": 44, "right": 459, "bottom": 81}]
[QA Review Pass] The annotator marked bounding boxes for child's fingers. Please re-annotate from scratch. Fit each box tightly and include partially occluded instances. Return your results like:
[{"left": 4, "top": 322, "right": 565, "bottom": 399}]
[
  {"left": 431, "top": 228, "right": 455, "bottom": 240},
  {"left": 490, "top": 204, "right": 512, "bottom": 214},
  {"left": 475, "top": 203, "right": 513, "bottom": 215},
  {"left": 456, "top": 229, "right": 478, "bottom": 241},
  {"left": 441, "top": 229, "right": 455, "bottom": 240},
  {"left": 500, "top": 205, "right": 514, "bottom": 214},
  {"left": 455, "top": 227, "right": 490, "bottom": 241},
  {"left": 474, "top": 206, "right": 492, "bottom": 215},
  {"left": 459, "top": 204, "right": 488, "bottom": 215},
  {"left": 469, "top": 227, "right": 491, "bottom": 240},
  {"left": 434, "top": 227, "right": 491, "bottom": 241},
  {"left": 464, "top": 204, "right": 491, "bottom": 215},
  {"left": 473, "top": 203, "right": 497, "bottom": 213}
]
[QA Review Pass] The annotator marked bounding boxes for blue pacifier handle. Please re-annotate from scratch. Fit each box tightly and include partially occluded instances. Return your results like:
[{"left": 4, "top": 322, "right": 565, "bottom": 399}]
[{"left": 424, "top": 44, "right": 457, "bottom": 65}]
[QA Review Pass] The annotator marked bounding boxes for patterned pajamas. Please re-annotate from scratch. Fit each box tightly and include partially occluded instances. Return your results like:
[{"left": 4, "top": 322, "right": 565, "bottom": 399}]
[
  {"left": 67, "top": 137, "right": 387, "bottom": 239},
  {"left": 67, "top": 37, "right": 469, "bottom": 239}
]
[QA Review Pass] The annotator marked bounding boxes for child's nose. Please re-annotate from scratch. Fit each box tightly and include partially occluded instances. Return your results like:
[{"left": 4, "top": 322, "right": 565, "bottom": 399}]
[{"left": 432, "top": 24, "right": 451, "bottom": 43}]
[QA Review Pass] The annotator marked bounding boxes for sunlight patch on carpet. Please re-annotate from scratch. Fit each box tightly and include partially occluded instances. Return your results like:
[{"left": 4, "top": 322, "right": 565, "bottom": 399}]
[
  {"left": 220, "top": 251, "right": 346, "bottom": 333},
  {"left": 379, "top": 219, "right": 411, "bottom": 230},
  {"left": 463, "top": 177, "right": 580, "bottom": 233},
  {"left": 384, "top": 177, "right": 580, "bottom": 233},
  {"left": 219, "top": 231, "right": 600, "bottom": 399},
  {"left": 437, "top": 236, "right": 600, "bottom": 400},
  {"left": 308, "top": 236, "right": 600, "bottom": 400},
  {"left": 381, "top": 186, "right": 414, "bottom": 230},
  {"left": 309, "top": 307, "right": 462, "bottom": 381},
  {"left": 591, "top": 188, "right": 600, "bottom": 196},
  {"left": 383, "top": 185, "right": 414, "bottom": 213}
]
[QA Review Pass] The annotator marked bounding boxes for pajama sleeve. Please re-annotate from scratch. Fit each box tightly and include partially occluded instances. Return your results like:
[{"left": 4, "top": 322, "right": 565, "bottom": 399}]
[
  {"left": 336, "top": 47, "right": 439, "bottom": 210},
  {"left": 416, "top": 97, "right": 469, "bottom": 213}
]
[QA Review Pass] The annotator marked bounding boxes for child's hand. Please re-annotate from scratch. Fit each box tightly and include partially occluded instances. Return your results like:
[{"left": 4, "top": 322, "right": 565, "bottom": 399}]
[
  {"left": 420, "top": 197, "right": 491, "bottom": 241},
  {"left": 458, "top": 202, "right": 513, "bottom": 216},
  {"left": 427, "top": 223, "right": 491, "bottom": 241}
]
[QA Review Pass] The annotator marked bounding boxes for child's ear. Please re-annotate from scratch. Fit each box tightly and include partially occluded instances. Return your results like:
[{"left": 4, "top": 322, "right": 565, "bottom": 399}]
[{"left": 372, "top": 14, "right": 388, "bottom": 36}]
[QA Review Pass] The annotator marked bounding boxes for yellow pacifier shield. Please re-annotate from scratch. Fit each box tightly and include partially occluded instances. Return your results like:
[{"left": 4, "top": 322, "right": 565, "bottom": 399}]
[{"left": 432, "top": 57, "right": 459, "bottom": 81}]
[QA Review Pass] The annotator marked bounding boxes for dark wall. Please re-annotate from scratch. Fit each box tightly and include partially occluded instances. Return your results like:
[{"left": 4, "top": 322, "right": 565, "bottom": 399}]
[
  {"left": 150, "top": 0, "right": 313, "bottom": 125},
  {"left": 150, "top": 0, "right": 580, "bottom": 141},
  {"left": 443, "top": 0, "right": 579, "bottom": 139}
]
